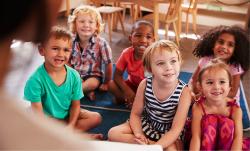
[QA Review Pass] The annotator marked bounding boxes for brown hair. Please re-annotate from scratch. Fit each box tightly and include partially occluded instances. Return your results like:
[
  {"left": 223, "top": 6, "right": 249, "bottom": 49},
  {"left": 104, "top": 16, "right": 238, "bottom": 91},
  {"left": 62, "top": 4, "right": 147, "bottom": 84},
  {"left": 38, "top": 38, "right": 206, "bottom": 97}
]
[
  {"left": 41, "top": 26, "right": 72, "bottom": 46},
  {"left": 198, "top": 58, "right": 232, "bottom": 86}
]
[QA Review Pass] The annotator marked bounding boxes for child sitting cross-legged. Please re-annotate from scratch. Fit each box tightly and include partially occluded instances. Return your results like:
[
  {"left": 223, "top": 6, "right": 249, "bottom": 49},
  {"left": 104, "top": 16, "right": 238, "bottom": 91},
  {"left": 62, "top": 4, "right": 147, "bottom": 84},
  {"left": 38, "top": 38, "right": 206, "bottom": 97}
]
[{"left": 24, "top": 26, "right": 102, "bottom": 139}]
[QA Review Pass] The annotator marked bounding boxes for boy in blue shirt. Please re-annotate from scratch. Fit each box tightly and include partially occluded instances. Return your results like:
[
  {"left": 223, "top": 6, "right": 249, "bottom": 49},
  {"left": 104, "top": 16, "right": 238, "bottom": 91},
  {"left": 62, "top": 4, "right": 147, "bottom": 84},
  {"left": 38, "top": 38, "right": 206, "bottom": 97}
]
[{"left": 24, "top": 26, "right": 102, "bottom": 132}]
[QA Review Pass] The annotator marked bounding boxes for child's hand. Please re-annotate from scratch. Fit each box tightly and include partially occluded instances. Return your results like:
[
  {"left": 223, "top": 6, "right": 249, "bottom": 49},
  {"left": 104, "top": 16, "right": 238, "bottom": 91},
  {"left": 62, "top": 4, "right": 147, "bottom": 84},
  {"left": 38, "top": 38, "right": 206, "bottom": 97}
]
[
  {"left": 124, "top": 89, "right": 135, "bottom": 108},
  {"left": 134, "top": 133, "right": 149, "bottom": 145},
  {"left": 99, "top": 83, "right": 108, "bottom": 91}
]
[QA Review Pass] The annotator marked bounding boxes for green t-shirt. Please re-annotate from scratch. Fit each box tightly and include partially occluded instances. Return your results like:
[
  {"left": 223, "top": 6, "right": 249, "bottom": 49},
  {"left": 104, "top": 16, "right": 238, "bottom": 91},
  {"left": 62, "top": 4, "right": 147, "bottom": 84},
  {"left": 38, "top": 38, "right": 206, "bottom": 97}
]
[{"left": 24, "top": 64, "right": 84, "bottom": 119}]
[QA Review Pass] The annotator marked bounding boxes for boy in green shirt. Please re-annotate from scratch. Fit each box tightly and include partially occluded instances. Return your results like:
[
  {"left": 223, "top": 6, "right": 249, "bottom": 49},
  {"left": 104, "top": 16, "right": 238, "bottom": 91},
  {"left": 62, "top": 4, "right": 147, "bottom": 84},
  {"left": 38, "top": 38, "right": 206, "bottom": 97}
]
[{"left": 24, "top": 26, "right": 102, "bottom": 133}]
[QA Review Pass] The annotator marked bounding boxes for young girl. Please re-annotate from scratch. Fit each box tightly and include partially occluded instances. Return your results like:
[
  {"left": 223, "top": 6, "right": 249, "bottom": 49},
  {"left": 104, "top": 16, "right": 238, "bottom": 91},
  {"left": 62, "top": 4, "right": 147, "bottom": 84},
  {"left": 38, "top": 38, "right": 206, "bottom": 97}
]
[
  {"left": 190, "top": 25, "right": 249, "bottom": 101},
  {"left": 108, "top": 20, "right": 155, "bottom": 108},
  {"left": 108, "top": 40, "right": 192, "bottom": 150},
  {"left": 68, "top": 5, "right": 113, "bottom": 100},
  {"left": 190, "top": 59, "right": 250, "bottom": 150}
]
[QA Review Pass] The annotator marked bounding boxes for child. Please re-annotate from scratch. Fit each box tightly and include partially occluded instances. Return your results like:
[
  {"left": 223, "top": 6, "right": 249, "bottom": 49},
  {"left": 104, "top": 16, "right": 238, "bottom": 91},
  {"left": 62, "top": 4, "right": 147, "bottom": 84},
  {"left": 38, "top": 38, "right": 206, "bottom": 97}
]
[
  {"left": 24, "top": 26, "right": 102, "bottom": 133},
  {"left": 190, "top": 25, "right": 250, "bottom": 101},
  {"left": 108, "top": 40, "right": 192, "bottom": 150},
  {"left": 68, "top": 5, "right": 113, "bottom": 101},
  {"left": 108, "top": 20, "right": 155, "bottom": 108},
  {"left": 190, "top": 59, "right": 250, "bottom": 150}
]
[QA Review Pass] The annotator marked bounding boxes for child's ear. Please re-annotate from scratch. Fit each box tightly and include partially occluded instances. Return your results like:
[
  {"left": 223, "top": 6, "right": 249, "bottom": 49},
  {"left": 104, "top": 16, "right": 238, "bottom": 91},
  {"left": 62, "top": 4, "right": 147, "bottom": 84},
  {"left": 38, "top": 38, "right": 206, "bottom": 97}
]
[
  {"left": 128, "top": 34, "right": 132, "bottom": 43},
  {"left": 196, "top": 82, "right": 202, "bottom": 91},
  {"left": 38, "top": 45, "right": 45, "bottom": 56}
]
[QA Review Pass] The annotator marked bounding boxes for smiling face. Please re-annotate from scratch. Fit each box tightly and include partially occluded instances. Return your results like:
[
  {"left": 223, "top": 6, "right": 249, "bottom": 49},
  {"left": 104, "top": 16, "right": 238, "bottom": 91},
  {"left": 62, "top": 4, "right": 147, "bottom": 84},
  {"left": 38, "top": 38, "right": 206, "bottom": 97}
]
[
  {"left": 150, "top": 49, "right": 181, "bottom": 84},
  {"left": 199, "top": 67, "right": 231, "bottom": 103},
  {"left": 75, "top": 12, "right": 97, "bottom": 40},
  {"left": 213, "top": 33, "right": 235, "bottom": 61},
  {"left": 130, "top": 24, "right": 154, "bottom": 59},
  {"left": 39, "top": 36, "right": 72, "bottom": 71}
]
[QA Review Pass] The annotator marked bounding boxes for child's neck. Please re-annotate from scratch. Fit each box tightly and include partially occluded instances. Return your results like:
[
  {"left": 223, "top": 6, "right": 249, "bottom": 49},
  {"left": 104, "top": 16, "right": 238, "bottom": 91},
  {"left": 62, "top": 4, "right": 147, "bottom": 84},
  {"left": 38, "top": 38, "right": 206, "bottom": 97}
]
[
  {"left": 152, "top": 78, "right": 178, "bottom": 101},
  {"left": 44, "top": 64, "right": 67, "bottom": 86},
  {"left": 78, "top": 35, "right": 91, "bottom": 48}
]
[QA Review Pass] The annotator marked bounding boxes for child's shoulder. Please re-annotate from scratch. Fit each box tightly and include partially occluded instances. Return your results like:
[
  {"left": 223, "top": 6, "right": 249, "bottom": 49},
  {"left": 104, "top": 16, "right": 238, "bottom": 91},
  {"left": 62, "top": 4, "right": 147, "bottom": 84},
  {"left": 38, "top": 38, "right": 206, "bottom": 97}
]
[{"left": 65, "top": 65, "right": 80, "bottom": 76}]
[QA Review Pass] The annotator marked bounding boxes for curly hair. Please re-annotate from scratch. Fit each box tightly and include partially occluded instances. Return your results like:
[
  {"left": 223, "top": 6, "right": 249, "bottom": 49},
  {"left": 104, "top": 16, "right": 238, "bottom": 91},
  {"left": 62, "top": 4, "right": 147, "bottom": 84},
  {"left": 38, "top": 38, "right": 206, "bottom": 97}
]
[
  {"left": 193, "top": 25, "right": 250, "bottom": 72},
  {"left": 68, "top": 5, "right": 104, "bottom": 35}
]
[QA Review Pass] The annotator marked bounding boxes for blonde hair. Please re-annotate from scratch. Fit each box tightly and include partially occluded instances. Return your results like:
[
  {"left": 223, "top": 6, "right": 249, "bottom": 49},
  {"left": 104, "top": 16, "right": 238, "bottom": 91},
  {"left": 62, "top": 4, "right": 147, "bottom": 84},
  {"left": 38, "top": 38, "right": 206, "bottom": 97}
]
[
  {"left": 198, "top": 58, "right": 232, "bottom": 86},
  {"left": 143, "top": 40, "right": 182, "bottom": 72},
  {"left": 68, "top": 5, "right": 104, "bottom": 35}
]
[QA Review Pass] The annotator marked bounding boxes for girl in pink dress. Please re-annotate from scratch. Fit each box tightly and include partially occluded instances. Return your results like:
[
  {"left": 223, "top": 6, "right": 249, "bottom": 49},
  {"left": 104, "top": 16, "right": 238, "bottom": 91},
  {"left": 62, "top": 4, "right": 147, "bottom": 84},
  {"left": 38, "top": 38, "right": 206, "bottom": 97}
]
[{"left": 190, "top": 59, "right": 249, "bottom": 151}]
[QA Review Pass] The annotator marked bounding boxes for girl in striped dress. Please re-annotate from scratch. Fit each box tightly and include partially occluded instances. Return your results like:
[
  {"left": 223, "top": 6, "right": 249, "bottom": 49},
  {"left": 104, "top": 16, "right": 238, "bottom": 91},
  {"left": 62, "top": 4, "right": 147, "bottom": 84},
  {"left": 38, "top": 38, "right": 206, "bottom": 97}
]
[{"left": 108, "top": 40, "right": 192, "bottom": 150}]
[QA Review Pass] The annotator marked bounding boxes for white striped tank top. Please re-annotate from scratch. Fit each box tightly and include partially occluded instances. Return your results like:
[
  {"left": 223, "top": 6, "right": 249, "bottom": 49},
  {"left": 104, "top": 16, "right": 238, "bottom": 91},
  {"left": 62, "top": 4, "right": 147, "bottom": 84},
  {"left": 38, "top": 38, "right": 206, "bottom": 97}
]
[{"left": 141, "top": 77, "right": 186, "bottom": 141}]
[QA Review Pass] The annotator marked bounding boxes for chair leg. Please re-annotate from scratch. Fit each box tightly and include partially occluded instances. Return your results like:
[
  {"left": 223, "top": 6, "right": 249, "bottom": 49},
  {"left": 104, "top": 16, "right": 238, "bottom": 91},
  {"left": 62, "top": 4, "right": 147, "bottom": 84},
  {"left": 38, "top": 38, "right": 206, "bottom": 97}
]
[
  {"left": 107, "top": 14, "right": 112, "bottom": 42},
  {"left": 185, "top": 12, "right": 189, "bottom": 35},
  {"left": 122, "top": 6, "right": 126, "bottom": 22},
  {"left": 173, "top": 22, "right": 180, "bottom": 46},
  {"left": 130, "top": 4, "right": 135, "bottom": 23},
  {"left": 192, "top": 11, "right": 197, "bottom": 34},
  {"left": 117, "top": 12, "right": 126, "bottom": 36},
  {"left": 165, "top": 24, "right": 169, "bottom": 40}
]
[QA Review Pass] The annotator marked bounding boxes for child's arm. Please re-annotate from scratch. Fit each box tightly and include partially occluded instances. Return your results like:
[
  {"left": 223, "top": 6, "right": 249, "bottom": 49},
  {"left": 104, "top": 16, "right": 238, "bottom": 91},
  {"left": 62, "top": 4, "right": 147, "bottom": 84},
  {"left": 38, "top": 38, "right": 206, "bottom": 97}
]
[
  {"left": 31, "top": 102, "right": 45, "bottom": 117},
  {"left": 130, "top": 79, "right": 148, "bottom": 144},
  {"left": 67, "top": 100, "right": 81, "bottom": 128},
  {"left": 228, "top": 74, "right": 241, "bottom": 99},
  {"left": 189, "top": 103, "right": 202, "bottom": 151},
  {"left": 189, "top": 66, "right": 201, "bottom": 96},
  {"left": 231, "top": 106, "right": 243, "bottom": 150},
  {"left": 155, "top": 87, "right": 192, "bottom": 148},
  {"left": 114, "top": 68, "right": 136, "bottom": 105},
  {"left": 99, "top": 63, "right": 112, "bottom": 91}
]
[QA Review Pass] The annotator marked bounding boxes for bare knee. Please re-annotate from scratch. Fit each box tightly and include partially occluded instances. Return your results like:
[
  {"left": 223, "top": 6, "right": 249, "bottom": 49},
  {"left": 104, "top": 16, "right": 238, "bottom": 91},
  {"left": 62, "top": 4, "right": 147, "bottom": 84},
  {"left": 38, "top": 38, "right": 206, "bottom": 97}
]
[
  {"left": 91, "top": 112, "right": 102, "bottom": 126},
  {"left": 107, "top": 126, "right": 118, "bottom": 141}
]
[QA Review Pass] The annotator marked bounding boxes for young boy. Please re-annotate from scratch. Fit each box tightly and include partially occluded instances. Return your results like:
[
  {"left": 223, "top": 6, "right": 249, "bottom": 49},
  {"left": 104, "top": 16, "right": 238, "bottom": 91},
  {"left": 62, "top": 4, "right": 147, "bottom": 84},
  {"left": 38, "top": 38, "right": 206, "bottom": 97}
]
[
  {"left": 24, "top": 26, "right": 102, "bottom": 132},
  {"left": 68, "top": 5, "right": 113, "bottom": 101},
  {"left": 108, "top": 20, "right": 155, "bottom": 108}
]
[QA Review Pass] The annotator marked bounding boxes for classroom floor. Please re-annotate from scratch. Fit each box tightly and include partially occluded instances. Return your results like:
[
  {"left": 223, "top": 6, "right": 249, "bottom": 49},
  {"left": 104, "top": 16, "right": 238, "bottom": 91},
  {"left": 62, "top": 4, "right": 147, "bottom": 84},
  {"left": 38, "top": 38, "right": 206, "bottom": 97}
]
[{"left": 4, "top": 10, "right": 249, "bottom": 135}]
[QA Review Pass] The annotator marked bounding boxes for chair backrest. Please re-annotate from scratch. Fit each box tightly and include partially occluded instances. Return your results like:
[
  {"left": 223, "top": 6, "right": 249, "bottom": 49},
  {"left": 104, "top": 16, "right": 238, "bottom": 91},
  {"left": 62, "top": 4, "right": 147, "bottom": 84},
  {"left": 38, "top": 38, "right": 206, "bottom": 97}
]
[
  {"left": 186, "top": 0, "right": 198, "bottom": 10},
  {"left": 165, "top": 0, "right": 183, "bottom": 23}
]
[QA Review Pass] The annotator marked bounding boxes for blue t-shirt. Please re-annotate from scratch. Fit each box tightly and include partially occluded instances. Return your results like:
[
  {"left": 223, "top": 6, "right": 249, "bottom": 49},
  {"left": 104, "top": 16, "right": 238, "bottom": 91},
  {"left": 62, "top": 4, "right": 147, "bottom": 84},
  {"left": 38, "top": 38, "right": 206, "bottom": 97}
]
[{"left": 24, "top": 64, "right": 83, "bottom": 119}]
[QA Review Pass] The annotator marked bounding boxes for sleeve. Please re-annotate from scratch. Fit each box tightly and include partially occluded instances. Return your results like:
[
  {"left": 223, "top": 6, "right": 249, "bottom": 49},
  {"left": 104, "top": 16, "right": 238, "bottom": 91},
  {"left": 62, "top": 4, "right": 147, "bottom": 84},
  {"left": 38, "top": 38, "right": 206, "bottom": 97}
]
[
  {"left": 71, "top": 71, "right": 84, "bottom": 101},
  {"left": 198, "top": 56, "right": 210, "bottom": 68},
  {"left": 23, "top": 76, "right": 43, "bottom": 102},
  {"left": 116, "top": 49, "right": 128, "bottom": 71},
  {"left": 230, "top": 64, "right": 244, "bottom": 76},
  {"left": 100, "top": 38, "right": 112, "bottom": 64}
]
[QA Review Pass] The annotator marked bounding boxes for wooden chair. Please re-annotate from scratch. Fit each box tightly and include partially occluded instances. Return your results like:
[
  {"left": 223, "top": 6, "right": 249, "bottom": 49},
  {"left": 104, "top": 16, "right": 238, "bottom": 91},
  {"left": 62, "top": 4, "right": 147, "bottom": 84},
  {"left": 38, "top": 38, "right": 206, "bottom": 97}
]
[
  {"left": 143, "top": 0, "right": 182, "bottom": 46},
  {"left": 181, "top": 0, "right": 198, "bottom": 34},
  {"left": 91, "top": 0, "right": 126, "bottom": 42},
  {"left": 164, "top": 0, "right": 183, "bottom": 46},
  {"left": 120, "top": 2, "right": 141, "bottom": 23}
]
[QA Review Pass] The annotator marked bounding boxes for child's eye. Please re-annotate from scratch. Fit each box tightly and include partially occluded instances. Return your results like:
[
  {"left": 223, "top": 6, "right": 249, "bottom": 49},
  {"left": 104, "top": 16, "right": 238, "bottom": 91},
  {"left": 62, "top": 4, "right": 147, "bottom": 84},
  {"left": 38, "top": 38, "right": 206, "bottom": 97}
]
[
  {"left": 220, "top": 80, "right": 226, "bottom": 84},
  {"left": 217, "top": 39, "right": 224, "bottom": 45},
  {"left": 134, "top": 34, "right": 142, "bottom": 38},
  {"left": 228, "top": 42, "right": 235, "bottom": 48},
  {"left": 52, "top": 47, "right": 59, "bottom": 51},
  {"left": 170, "top": 59, "right": 177, "bottom": 64},
  {"left": 157, "top": 62, "right": 165, "bottom": 66},
  {"left": 64, "top": 48, "right": 71, "bottom": 52},
  {"left": 146, "top": 35, "right": 153, "bottom": 39},
  {"left": 206, "top": 81, "right": 213, "bottom": 85}
]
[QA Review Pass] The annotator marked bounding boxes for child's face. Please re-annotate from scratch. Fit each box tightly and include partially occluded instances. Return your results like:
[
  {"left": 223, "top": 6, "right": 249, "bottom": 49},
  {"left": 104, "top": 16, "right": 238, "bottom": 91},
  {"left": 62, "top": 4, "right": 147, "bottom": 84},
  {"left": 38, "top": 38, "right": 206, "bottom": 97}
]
[
  {"left": 200, "top": 68, "right": 231, "bottom": 103},
  {"left": 75, "top": 12, "right": 97, "bottom": 39},
  {"left": 39, "top": 36, "right": 72, "bottom": 70},
  {"left": 150, "top": 49, "right": 181, "bottom": 84},
  {"left": 213, "top": 33, "right": 235, "bottom": 62},
  {"left": 130, "top": 24, "right": 154, "bottom": 59}
]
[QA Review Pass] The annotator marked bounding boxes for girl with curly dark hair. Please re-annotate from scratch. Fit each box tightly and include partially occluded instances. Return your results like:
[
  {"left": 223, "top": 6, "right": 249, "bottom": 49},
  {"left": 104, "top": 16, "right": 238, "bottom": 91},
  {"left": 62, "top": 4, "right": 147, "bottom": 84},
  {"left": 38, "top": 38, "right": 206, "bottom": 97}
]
[{"left": 190, "top": 25, "right": 249, "bottom": 102}]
